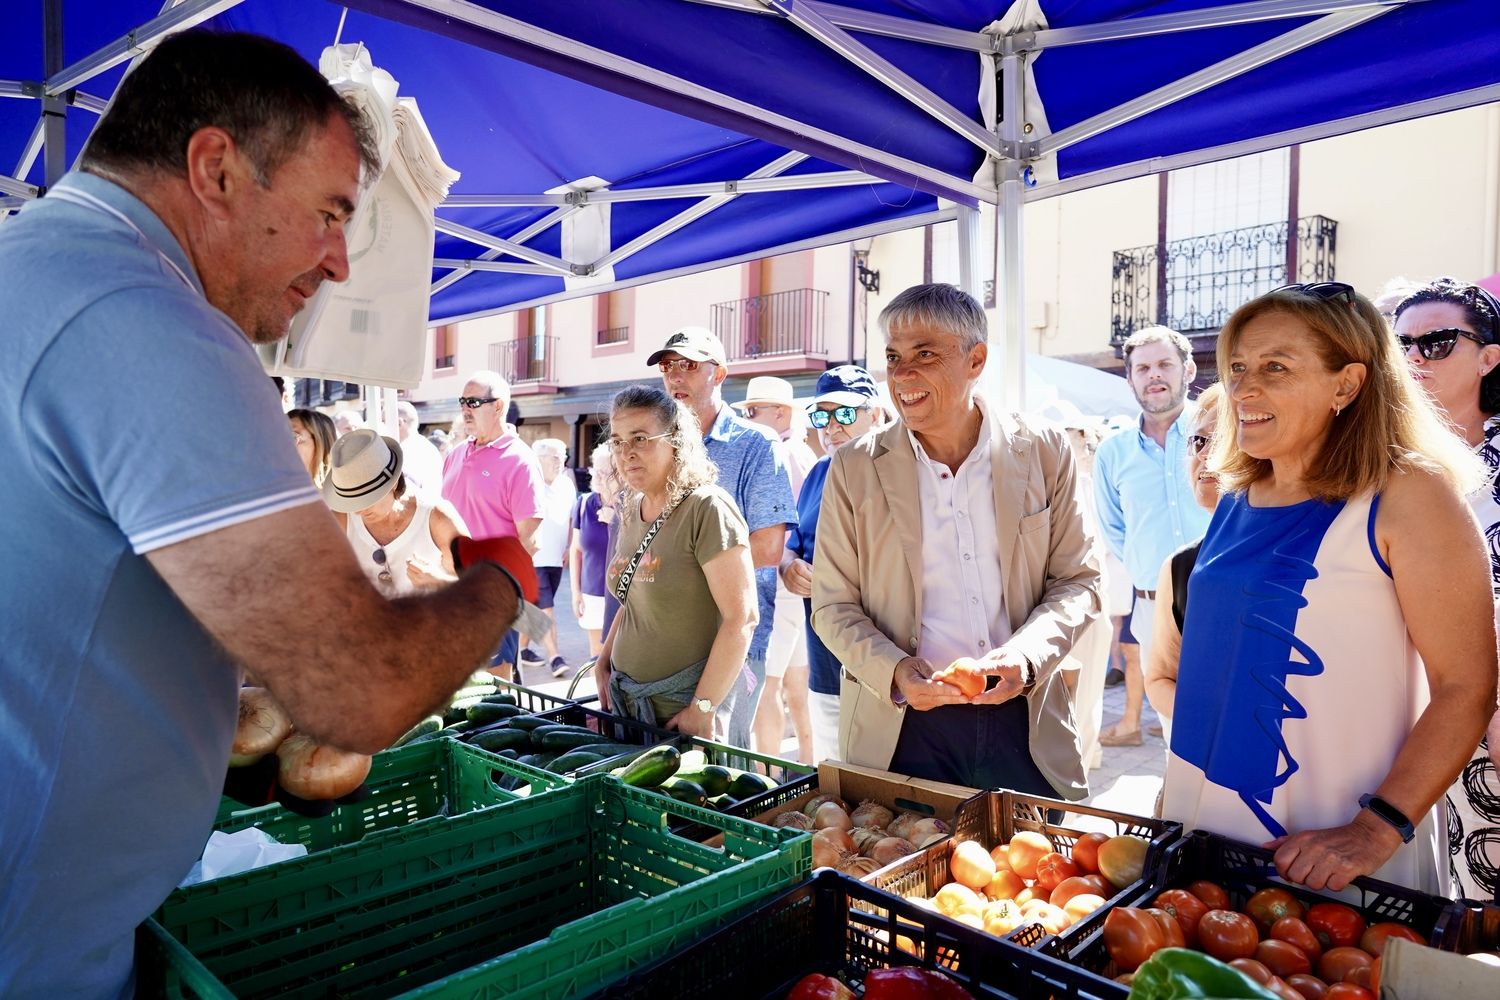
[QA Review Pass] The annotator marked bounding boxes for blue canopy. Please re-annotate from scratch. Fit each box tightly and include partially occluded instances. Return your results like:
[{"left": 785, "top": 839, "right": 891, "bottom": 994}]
[{"left": 3, "top": 0, "right": 1498, "bottom": 329}]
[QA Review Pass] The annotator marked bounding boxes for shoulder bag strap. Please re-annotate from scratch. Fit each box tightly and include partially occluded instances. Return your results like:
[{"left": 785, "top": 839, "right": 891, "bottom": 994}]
[{"left": 612, "top": 492, "right": 684, "bottom": 604}]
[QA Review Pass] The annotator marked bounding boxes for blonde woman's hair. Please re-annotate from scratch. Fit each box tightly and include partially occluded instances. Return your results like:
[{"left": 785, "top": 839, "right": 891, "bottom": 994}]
[
  {"left": 609, "top": 385, "right": 719, "bottom": 499},
  {"left": 1211, "top": 287, "right": 1485, "bottom": 501},
  {"left": 1194, "top": 382, "right": 1225, "bottom": 422}
]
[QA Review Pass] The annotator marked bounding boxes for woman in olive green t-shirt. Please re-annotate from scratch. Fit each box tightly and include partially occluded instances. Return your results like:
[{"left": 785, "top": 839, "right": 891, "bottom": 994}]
[{"left": 596, "top": 385, "right": 757, "bottom": 737}]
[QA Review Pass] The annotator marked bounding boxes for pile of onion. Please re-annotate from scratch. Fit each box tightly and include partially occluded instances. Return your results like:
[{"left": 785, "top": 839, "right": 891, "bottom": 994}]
[{"left": 771, "top": 797, "right": 948, "bottom": 877}]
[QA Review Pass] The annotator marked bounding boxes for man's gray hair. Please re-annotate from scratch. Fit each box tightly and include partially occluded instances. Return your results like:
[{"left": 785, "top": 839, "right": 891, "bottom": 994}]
[
  {"left": 465, "top": 370, "right": 512, "bottom": 407},
  {"left": 878, "top": 283, "right": 987, "bottom": 352},
  {"left": 533, "top": 438, "right": 567, "bottom": 460},
  {"left": 395, "top": 401, "right": 419, "bottom": 428},
  {"left": 1122, "top": 325, "right": 1192, "bottom": 366}
]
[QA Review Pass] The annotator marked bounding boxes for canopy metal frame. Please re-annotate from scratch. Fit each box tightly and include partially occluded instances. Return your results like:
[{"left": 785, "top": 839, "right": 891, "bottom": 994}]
[{"left": 1, "top": 0, "right": 1478, "bottom": 407}]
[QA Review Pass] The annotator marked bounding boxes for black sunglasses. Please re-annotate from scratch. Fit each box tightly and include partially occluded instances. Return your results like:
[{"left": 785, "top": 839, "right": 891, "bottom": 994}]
[
  {"left": 1273, "top": 281, "right": 1356, "bottom": 306},
  {"left": 458, "top": 396, "right": 499, "bottom": 409},
  {"left": 1188, "top": 434, "right": 1212, "bottom": 455},
  {"left": 371, "top": 547, "right": 393, "bottom": 585},
  {"left": 808, "top": 405, "right": 863, "bottom": 428},
  {"left": 1396, "top": 328, "right": 1491, "bottom": 361}
]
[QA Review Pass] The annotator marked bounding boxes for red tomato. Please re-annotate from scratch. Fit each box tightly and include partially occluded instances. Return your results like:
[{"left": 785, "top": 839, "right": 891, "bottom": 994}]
[
  {"left": 1145, "top": 907, "right": 1187, "bottom": 949},
  {"left": 1154, "top": 889, "right": 1211, "bottom": 947},
  {"left": 1256, "top": 939, "right": 1314, "bottom": 979},
  {"left": 1317, "top": 947, "right": 1373, "bottom": 984},
  {"left": 1070, "top": 832, "right": 1110, "bottom": 876},
  {"left": 788, "top": 973, "right": 856, "bottom": 1000},
  {"left": 1188, "top": 880, "right": 1231, "bottom": 911},
  {"left": 1286, "top": 973, "right": 1329, "bottom": 1000},
  {"left": 1343, "top": 965, "right": 1372, "bottom": 990},
  {"left": 1199, "top": 909, "right": 1260, "bottom": 962},
  {"left": 1358, "top": 921, "right": 1423, "bottom": 957},
  {"left": 1229, "top": 959, "right": 1274, "bottom": 985},
  {"left": 1306, "top": 903, "right": 1366, "bottom": 951},
  {"left": 1034, "top": 852, "right": 1081, "bottom": 892},
  {"left": 1265, "top": 977, "right": 1306, "bottom": 1000},
  {"left": 1052, "top": 875, "right": 1113, "bottom": 909},
  {"left": 1323, "top": 985, "right": 1374, "bottom": 1000},
  {"left": 1246, "top": 888, "right": 1307, "bottom": 935},
  {"left": 1102, "top": 907, "right": 1173, "bottom": 972},
  {"left": 1271, "top": 917, "right": 1323, "bottom": 965}
]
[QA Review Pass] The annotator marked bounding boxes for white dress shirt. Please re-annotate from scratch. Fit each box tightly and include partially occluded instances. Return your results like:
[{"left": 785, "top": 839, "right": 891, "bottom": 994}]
[{"left": 908, "top": 397, "right": 1010, "bottom": 670}]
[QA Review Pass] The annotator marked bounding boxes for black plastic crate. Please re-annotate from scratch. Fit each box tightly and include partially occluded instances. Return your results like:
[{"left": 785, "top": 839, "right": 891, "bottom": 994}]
[
  {"left": 598, "top": 869, "right": 1121, "bottom": 999},
  {"left": 1055, "top": 830, "right": 1467, "bottom": 997}
]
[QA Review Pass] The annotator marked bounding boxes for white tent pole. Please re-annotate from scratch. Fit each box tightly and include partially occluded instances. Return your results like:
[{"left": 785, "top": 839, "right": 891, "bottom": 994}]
[
  {"left": 41, "top": 0, "right": 66, "bottom": 188},
  {"left": 690, "top": 0, "right": 992, "bottom": 51},
  {"left": 0, "top": 173, "right": 39, "bottom": 199},
  {"left": 432, "top": 217, "right": 578, "bottom": 274},
  {"left": 997, "top": 52, "right": 1026, "bottom": 413},
  {"left": 441, "top": 170, "right": 889, "bottom": 207},
  {"left": 1027, "top": 0, "right": 1420, "bottom": 49},
  {"left": 1033, "top": 7, "right": 1390, "bottom": 157},
  {"left": 955, "top": 204, "right": 980, "bottom": 300},
  {"left": 430, "top": 205, "right": 581, "bottom": 295}
]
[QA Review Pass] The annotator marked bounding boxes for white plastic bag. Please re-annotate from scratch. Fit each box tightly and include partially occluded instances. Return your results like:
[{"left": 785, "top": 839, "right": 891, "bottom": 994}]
[{"left": 178, "top": 828, "right": 307, "bottom": 887}]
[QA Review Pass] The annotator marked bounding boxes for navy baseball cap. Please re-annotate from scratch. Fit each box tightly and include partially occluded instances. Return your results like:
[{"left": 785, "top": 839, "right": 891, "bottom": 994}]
[{"left": 809, "top": 365, "right": 879, "bottom": 410}]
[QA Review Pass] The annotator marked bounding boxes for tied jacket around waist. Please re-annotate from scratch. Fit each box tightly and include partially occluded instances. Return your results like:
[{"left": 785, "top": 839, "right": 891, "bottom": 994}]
[{"left": 810, "top": 409, "right": 1103, "bottom": 801}]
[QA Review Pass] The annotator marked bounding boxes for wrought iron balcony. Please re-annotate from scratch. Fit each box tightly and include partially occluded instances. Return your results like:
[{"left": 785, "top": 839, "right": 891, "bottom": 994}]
[
  {"left": 710, "top": 288, "right": 828, "bottom": 362},
  {"left": 490, "top": 335, "right": 557, "bottom": 385},
  {"left": 596, "top": 325, "right": 629, "bottom": 346},
  {"left": 1110, "top": 215, "right": 1337, "bottom": 349}
]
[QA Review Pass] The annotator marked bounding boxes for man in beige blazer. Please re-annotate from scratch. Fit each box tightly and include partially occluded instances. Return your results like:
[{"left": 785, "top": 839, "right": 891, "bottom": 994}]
[{"left": 812, "top": 284, "right": 1102, "bottom": 800}]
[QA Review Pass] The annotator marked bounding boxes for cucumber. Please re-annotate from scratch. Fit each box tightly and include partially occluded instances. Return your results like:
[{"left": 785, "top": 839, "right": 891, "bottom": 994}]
[
  {"left": 480, "top": 692, "right": 518, "bottom": 706},
  {"left": 391, "top": 715, "right": 444, "bottom": 748},
  {"left": 517, "top": 752, "right": 558, "bottom": 770},
  {"left": 467, "top": 669, "right": 501, "bottom": 688},
  {"left": 406, "top": 729, "right": 454, "bottom": 746},
  {"left": 661, "top": 778, "right": 707, "bottom": 807},
  {"left": 467, "top": 702, "right": 525, "bottom": 726},
  {"left": 546, "top": 749, "right": 608, "bottom": 773},
  {"left": 567, "top": 742, "right": 634, "bottom": 760},
  {"left": 697, "top": 765, "right": 734, "bottom": 798},
  {"left": 444, "top": 719, "right": 474, "bottom": 732},
  {"left": 537, "top": 729, "right": 610, "bottom": 752},
  {"left": 726, "top": 771, "right": 775, "bottom": 800},
  {"left": 504, "top": 715, "right": 557, "bottom": 731},
  {"left": 469, "top": 728, "right": 532, "bottom": 753},
  {"left": 618, "top": 745, "right": 681, "bottom": 788},
  {"left": 531, "top": 723, "right": 602, "bottom": 738}
]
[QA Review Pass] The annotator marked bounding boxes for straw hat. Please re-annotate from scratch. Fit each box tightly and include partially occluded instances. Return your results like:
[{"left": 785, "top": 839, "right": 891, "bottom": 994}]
[
  {"left": 322, "top": 428, "right": 404, "bottom": 513},
  {"left": 732, "top": 375, "right": 797, "bottom": 411}
]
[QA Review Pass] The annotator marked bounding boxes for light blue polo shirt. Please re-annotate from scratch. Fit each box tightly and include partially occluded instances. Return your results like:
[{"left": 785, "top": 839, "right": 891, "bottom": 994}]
[
  {"left": 702, "top": 406, "right": 797, "bottom": 658},
  {"left": 0, "top": 172, "right": 318, "bottom": 997},
  {"left": 1094, "top": 407, "right": 1213, "bottom": 590}
]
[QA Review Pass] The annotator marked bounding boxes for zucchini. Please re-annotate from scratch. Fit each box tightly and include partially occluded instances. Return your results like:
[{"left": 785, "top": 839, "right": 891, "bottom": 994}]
[
  {"left": 406, "top": 729, "right": 453, "bottom": 746},
  {"left": 469, "top": 728, "right": 532, "bottom": 753},
  {"left": 546, "top": 749, "right": 608, "bottom": 773},
  {"left": 467, "top": 701, "right": 525, "bottom": 726},
  {"left": 567, "top": 742, "right": 635, "bottom": 760},
  {"left": 727, "top": 771, "right": 775, "bottom": 800},
  {"left": 517, "top": 752, "right": 558, "bottom": 770},
  {"left": 697, "top": 765, "right": 734, "bottom": 798},
  {"left": 661, "top": 778, "right": 707, "bottom": 807},
  {"left": 537, "top": 729, "right": 610, "bottom": 752},
  {"left": 618, "top": 745, "right": 681, "bottom": 788},
  {"left": 391, "top": 715, "right": 444, "bottom": 748}
]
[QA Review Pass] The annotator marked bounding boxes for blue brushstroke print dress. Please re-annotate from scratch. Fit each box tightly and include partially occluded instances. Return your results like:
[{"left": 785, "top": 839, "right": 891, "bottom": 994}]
[{"left": 1162, "top": 490, "right": 1448, "bottom": 894}]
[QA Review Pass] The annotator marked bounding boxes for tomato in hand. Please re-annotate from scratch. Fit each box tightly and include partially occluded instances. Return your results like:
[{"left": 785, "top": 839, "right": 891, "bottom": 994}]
[
  {"left": 1286, "top": 973, "right": 1329, "bottom": 999},
  {"left": 1246, "top": 887, "right": 1306, "bottom": 935},
  {"left": 1317, "top": 946, "right": 1372, "bottom": 985},
  {"left": 1070, "top": 832, "right": 1110, "bottom": 876},
  {"left": 1358, "top": 921, "right": 1423, "bottom": 957},
  {"left": 1187, "top": 880, "right": 1231, "bottom": 911},
  {"left": 1033, "top": 852, "right": 1081, "bottom": 892},
  {"left": 1256, "top": 939, "right": 1314, "bottom": 979},
  {"left": 1306, "top": 903, "right": 1366, "bottom": 950},
  {"left": 1154, "top": 889, "right": 1210, "bottom": 946},
  {"left": 1271, "top": 916, "right": 1323, "bottom": 965},
  {"left": 1102, "top": 907, "right": 1173, "bottom": 972},
  {"left": 1198, "top": 909, "right": 1260, "bottom": 962}
]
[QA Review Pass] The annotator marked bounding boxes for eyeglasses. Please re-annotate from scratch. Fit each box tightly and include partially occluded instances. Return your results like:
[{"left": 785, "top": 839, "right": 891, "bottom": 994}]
[
  {"left": 1274, "top": 281, "right": 1356, "bottom": 306},
  {"left": 1396, "top": 328, "right": 1491, "bottom": 361},
  {"left": 808, "top": 405, "right": 864, "bottom": 429},
  {"left": 742, "top": 405, "right": 785, "bottom": 420},
  {"left": 606, "top": 432, "right": 671, "bottom": 455},
  {"left": 371, "top": 547, "right": 393, "bottom": 586},
  {"left": 1188, "top": 434, "right": 1212, "bottom": 455},
  {"left": 458, "top": 396, "right": 499, "bottom": 409},
  {"left": 657, "top": 358, "right": 703, "bottom": 375}
]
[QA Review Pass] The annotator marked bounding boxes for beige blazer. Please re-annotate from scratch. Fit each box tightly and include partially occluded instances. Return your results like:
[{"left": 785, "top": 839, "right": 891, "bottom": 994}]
[{"left": 810, "top": 406, "right": 1103, "bottom": 801}]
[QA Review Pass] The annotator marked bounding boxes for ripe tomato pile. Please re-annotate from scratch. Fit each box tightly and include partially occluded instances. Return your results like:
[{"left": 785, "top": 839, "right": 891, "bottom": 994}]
[{"left": 1103, "top": 882, "right": 1423, "bottom": 999}]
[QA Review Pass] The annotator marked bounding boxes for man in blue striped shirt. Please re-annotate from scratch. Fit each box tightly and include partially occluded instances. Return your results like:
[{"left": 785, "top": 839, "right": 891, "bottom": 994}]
[{"left": 1094, "top": 326, "right": 1213, "bottom": 746}]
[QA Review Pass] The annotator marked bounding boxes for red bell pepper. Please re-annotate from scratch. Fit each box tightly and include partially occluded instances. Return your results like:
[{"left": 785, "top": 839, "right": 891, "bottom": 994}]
[{"left": 863, "top": 967, "right": 976, "bottom": 999}]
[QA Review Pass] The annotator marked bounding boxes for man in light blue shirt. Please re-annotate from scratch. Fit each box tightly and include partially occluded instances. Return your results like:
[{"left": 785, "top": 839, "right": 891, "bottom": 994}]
[
  {"left": 649, "top": 327, "right": 797, "bottom": 749},
  {"left": 1094, "top": 326, "right": 1213, "bottom": 746}
]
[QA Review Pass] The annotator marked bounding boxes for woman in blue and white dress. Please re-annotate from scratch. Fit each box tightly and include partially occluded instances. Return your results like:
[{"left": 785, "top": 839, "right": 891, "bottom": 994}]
[{"left": 1161, "top": 282, "right": 1497, "bottom": 895}]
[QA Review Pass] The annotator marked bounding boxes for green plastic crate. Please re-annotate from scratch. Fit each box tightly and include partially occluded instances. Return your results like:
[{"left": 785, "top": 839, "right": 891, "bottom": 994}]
[
  {"left": 211, "top": 739, "right": 567, "bottom": 857},
  {"left": 144, "top": 774, "right": 810, "bottom": 999}
]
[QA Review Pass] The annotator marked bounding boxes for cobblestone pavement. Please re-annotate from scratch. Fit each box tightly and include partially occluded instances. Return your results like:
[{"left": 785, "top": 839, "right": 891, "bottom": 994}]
[{"left": 524, "top": 573, "right": 1166, "bottom": 823}]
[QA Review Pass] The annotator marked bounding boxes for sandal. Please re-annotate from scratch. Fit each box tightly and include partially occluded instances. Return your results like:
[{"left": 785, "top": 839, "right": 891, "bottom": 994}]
[{"left": 1100, "top": 726, "right": 1143, "bottom": 747}]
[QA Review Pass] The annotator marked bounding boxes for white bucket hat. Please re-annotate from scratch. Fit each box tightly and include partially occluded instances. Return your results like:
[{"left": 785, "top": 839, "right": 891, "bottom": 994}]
[
  {"left": 732, "top": 375, "right": 797, "bottom": 411},
  {"left": 322, "top": 429, "right": 404, "bottom": 513}
]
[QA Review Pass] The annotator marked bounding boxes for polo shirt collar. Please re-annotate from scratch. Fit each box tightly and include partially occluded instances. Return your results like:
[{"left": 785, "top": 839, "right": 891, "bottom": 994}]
[
  {"left": 49, "top": 170, "right": 205, "bottom": 297},
  {"left": 706, "top": 404, "right": 738, "bottom": 442}
]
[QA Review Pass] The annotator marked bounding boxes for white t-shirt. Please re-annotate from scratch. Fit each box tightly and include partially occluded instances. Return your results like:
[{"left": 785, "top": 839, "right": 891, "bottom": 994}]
[
  {"left": 533, "top": 472, "right": 577, "bottom": 567},
  {"left": 399, "top": 431, "right": 445, "bottom": 501}
]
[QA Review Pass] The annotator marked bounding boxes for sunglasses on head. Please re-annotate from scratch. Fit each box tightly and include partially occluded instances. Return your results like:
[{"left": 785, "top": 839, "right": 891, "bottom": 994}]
[
  {"left": 458, "top": 396, "right": 499, "bottom": 409},
  {"left": 1273, "top": 281, "right": 1356, "bottom": 307},
  {"left": 1396, "top": 328, "right": 1491, "bottom": 361},
  {"left": 808, "top": 405, "right": 863, "bottom": 428},
  {"left": 1188, "top": 434, "right": 1212, "bottom": 455}
]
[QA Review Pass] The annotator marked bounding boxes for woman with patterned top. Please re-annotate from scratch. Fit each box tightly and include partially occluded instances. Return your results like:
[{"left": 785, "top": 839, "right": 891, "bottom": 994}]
[
  {"left": 1160, "top": 282, "right": 1496, "bottom": 895},
  {"left": 1394, "top": 276, "right": 1500, "bottom": 899}
]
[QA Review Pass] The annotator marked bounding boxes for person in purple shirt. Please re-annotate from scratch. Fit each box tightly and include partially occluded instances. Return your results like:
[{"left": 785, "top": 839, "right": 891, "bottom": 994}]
[{"left": 570, "top": 443, "right": 616, "bottom": 657}]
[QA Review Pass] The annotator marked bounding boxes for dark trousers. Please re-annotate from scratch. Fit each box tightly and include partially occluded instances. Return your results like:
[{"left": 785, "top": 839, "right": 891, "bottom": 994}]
[{"left": 889, "top": 697, "right": 1052, "bottom": 795}]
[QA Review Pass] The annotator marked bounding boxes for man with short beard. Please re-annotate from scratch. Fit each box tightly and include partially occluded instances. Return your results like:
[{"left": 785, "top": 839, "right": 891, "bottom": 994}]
[{"left": 1093, "top": 326, "right": 1212, "bottom": 747}]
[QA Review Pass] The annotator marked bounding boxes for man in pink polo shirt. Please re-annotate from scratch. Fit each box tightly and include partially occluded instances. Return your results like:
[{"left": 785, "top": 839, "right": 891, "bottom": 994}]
[{"left": 442, "top": 369, "right": 546, "bottom": 680}]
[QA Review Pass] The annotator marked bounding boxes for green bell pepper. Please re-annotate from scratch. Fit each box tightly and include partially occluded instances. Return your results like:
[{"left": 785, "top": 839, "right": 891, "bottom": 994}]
[{"left": 1127, "top": 948, "right": 1283, "bottom": 999}]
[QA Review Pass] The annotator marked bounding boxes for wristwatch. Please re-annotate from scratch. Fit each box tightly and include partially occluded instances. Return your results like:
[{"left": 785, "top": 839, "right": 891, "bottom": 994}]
[
  {"left": 1359, "top": 793, "right": 1415, "bottom": 843},
  {"left": 693, "top": 697, "right": 714, "bottom": 715}
]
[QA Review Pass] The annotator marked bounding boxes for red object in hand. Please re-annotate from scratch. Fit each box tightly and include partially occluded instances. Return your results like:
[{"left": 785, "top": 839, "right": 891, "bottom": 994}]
[
  {"left": 786, "top": 974, "right": 856, "bottom": 1000},
  {"left": 863, "top": 967, "right": 976, "bottom": 999},
  {"left": 451, "top": 535, "right": 540, "bottom": 603}
]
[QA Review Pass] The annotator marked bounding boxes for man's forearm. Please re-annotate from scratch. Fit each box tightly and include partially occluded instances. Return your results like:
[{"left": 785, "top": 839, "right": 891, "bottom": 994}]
[{"left": 748, "top": 525, "right": 787, "bottom": 568}]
